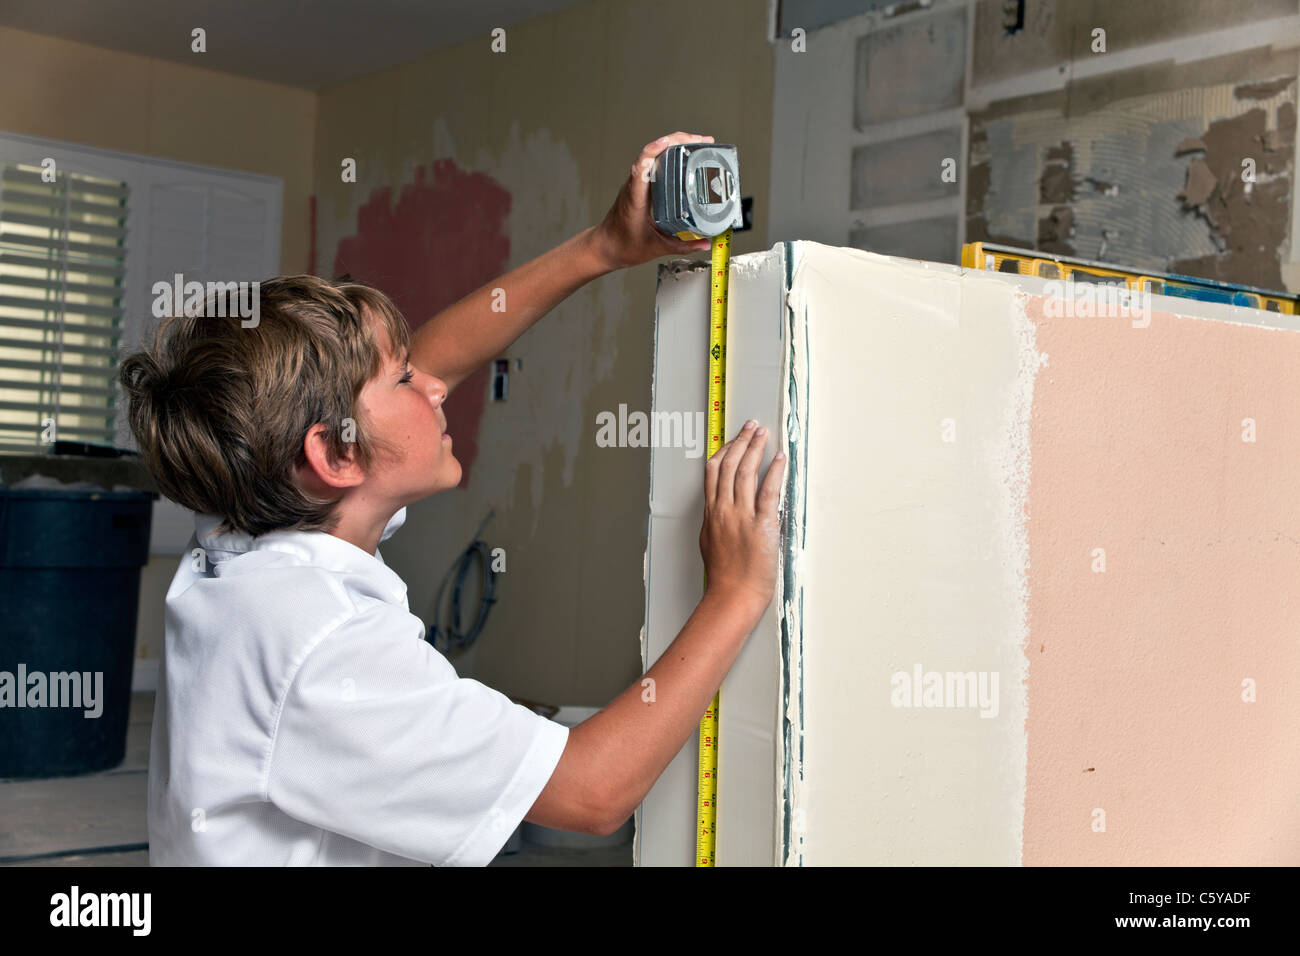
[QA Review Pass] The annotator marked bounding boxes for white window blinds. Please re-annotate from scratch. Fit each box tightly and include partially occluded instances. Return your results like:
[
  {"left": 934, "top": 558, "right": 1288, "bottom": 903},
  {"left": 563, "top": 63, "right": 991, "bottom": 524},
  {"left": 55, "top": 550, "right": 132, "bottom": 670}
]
[{"left": 0, "top": 163, "right": 128, "bottom": 453}]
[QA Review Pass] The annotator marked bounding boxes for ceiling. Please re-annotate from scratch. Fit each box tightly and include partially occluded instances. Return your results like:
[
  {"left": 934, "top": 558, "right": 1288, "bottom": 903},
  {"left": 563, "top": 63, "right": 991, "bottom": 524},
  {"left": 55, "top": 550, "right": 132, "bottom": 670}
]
[{"left": 0, "top": 0, "right": 587, "bottom": 90}]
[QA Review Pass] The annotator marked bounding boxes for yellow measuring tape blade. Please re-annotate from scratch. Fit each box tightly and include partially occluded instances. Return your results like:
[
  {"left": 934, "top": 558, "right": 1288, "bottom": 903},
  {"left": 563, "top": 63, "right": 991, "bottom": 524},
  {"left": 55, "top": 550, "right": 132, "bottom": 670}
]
[{"left": 697, "top": 227, "right": 732, "bottom": 867}]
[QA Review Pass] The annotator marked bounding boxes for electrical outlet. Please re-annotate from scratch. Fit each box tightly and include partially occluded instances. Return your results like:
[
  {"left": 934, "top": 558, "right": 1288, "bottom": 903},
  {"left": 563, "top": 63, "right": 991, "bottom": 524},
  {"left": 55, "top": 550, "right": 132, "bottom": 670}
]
[{"left": 491, "top": 358, "right": 509, "bottom": 401}]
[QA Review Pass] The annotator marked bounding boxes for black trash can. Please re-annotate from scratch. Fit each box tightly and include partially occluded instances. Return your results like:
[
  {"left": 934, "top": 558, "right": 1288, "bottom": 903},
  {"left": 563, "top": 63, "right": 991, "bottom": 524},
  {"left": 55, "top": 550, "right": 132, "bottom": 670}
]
[{"left": 0, "top": 487, "right": 153, "bottom": 777}]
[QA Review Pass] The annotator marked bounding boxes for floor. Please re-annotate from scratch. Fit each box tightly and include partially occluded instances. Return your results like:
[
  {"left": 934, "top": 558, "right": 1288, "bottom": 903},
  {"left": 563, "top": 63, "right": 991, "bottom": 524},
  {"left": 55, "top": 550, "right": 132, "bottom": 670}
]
[{"left": 0, "top": 691, "right": 632, "bottom": 867}]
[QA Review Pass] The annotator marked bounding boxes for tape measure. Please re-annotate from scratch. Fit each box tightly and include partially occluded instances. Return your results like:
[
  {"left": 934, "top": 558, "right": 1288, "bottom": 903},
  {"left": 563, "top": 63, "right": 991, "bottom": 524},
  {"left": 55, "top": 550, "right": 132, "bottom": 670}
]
[
  {"left": 697, "top": 226, "right": 732, "bottom": 866},
  {"left": 650, "top": 140, "right": 742, "bottom": 867},
  {"left": 650, "top": 143, "right": 743, "bottom": 241}
]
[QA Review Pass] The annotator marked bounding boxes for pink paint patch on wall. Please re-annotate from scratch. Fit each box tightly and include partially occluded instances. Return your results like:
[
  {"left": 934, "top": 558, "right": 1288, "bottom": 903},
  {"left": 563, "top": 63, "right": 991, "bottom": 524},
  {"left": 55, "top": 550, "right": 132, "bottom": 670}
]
[
  {"left": 332, "top": 160, "right": 512, "bottom": 486},
  {"left": 1022, "top": 297, "right": 1300, "bottom": 865}
]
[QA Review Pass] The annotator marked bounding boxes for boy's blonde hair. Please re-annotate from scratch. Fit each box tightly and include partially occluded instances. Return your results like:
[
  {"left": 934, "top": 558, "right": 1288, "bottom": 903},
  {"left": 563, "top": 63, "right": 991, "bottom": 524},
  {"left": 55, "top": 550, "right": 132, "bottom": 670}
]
[{"left": 119, "top": 275, "right": 412, "bottom": 537}]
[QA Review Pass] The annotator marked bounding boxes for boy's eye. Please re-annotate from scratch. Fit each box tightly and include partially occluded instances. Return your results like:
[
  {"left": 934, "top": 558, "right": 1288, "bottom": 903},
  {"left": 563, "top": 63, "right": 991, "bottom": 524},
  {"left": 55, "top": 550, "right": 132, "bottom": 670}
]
[{"left": 400, "top": 369, "right": 414, "bottom": 384}]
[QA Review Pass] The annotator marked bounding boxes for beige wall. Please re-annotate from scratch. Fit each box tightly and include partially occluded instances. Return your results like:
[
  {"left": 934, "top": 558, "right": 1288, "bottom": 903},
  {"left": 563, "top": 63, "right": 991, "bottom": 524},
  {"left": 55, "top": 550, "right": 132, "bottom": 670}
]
[
  {"left": 313, "top": 0, "right": 774, "bottom": 706},
  {"left": 0, "top": 24, "right": 316, "bottom": 272}
]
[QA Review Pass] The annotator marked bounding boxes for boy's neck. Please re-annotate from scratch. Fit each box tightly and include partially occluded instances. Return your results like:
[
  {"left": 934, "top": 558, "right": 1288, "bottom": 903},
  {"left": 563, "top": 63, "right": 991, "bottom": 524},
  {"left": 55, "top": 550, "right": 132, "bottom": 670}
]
[{"left": 328, "top": 499, "right": 401, "bottom": 556}]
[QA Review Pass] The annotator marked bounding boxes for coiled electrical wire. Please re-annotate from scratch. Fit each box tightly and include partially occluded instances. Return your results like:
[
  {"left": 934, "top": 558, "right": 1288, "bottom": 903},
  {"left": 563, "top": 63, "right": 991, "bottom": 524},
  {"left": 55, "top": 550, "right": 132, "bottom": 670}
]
[{"left": 426, "top": 509, "right": 498, "bottom": 653}]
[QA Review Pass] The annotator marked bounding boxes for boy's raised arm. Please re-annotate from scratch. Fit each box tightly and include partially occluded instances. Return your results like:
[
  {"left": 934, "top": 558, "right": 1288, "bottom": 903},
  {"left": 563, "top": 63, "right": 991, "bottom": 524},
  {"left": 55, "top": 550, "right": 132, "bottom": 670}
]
[{"left": 408, "top": 132, "right": 715, "bottom": 392}]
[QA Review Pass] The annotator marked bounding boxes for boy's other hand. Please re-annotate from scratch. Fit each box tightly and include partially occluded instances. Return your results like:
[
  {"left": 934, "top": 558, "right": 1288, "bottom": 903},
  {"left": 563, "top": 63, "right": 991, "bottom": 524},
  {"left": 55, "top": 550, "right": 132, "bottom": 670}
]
[
  {"left": 699, "top": 421, "right": 786, "bottom": 614},
  {"left": 590, "top": 131, "right": 717, "bottom": 271}
]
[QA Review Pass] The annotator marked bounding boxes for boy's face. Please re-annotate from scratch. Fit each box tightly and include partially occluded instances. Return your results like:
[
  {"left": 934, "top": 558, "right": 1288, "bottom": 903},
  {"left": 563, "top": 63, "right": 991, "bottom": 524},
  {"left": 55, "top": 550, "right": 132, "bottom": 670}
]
[{"left": 356, "top": 311, "right": 461, "bottom": 503}]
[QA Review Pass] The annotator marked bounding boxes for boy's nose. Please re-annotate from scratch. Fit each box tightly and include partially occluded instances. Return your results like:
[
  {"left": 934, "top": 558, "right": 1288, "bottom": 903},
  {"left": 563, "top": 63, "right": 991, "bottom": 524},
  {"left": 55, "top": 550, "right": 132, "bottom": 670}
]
[{"left": 427, "top": 376, "right": 448, "bottom": 406}]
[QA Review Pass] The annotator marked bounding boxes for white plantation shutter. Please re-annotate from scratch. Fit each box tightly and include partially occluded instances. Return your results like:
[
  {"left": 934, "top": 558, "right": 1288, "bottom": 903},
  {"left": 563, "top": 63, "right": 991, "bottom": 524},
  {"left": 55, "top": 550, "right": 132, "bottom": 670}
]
[
  {"left": 146, "top": 182, "right": 271, "bottom": 289},
  {"left": 0, "top": 132, "right": 281, "bottom": 554},
  {"left": 0, "top": 163, "right": 129, "bottom": 452}
]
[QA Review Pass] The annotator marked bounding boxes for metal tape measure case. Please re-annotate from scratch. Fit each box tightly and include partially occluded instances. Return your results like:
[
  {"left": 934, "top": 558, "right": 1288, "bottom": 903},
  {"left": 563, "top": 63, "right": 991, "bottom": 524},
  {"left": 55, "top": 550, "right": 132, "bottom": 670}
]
[{"left": 650, "top": 143, "right": 743, "bottom": 241}]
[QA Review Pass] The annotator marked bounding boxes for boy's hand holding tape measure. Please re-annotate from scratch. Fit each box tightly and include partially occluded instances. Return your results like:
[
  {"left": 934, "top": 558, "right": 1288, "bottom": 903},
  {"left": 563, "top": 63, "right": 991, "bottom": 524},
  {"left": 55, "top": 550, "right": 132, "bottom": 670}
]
[{"left": 590, "top": 131, "right": 718, "bottom": 270}]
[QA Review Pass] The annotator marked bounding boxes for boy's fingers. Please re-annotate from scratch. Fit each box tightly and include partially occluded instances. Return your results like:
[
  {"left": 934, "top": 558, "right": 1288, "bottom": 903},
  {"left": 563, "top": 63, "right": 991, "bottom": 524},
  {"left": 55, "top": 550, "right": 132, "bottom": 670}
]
[
  {"left": 639, "top": 131, "right": 713, "bottom": 164},
  {"left": 639, "top": 131, "right": 688, "bottom": 159},
  {"left": 713, "top": 439, "right": 736, "bottom": 507},
  {"left": 704, "top": 443, "right": 722, "bottom": 507},
  {"left": 734, "top": 428, "right": 768, "bottom": 515},
  {"left": 717, "top": 423, "right": 755, "bottom": 506},
  {"left": 635, "top": 132, "right": 718, "bottom": 194},
  {"left": 759, "top": 452, "right": 786, "bottom": 516},
  {"left": 705, "top": 435, "right": 738, "bottom": 505}
]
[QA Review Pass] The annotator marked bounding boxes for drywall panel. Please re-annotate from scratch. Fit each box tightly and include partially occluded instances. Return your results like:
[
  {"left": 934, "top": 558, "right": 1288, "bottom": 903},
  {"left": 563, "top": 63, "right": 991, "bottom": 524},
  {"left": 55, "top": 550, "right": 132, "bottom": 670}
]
[
  {"left": 641, "top": 240, "right": 1300, "bottom": 865},
  {"left": 635, "top": 247, "right": 788, "bottom": 867},
  {"left": 1021, "top": 293, "right": 1300, "bottom": 865},
  {"left": 782, "top": 245, "right": 1033, "bottom": 865},
  {"left": 641, "top": 242, "right": 1031, "bottom": 865},
  {"left": 635, "top": 260, "right": 710, "bottom": 867},
  {"left": 712, "top": 250, "right": 788, "bottom": 866}
]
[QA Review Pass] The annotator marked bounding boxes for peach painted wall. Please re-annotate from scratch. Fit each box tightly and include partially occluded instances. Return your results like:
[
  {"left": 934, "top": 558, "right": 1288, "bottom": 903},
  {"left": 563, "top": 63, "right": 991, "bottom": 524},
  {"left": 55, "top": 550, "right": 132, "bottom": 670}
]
[{"left": 1023, "top": 296, "right": 1300, "bottom": 865}]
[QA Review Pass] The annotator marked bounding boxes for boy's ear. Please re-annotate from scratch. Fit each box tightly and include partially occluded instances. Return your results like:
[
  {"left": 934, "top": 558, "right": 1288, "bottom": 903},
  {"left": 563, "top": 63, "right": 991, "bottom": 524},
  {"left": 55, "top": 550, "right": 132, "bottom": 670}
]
[{"left": 300, "top": 422, "right": 364, "bottom": 490}]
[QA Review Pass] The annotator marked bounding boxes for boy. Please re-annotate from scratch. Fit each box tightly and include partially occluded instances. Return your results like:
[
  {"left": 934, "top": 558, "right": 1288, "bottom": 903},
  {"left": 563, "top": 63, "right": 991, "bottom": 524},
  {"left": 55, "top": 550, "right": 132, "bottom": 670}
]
[{"left": 120, "top": 132, "right": 785, "bottom": 865}]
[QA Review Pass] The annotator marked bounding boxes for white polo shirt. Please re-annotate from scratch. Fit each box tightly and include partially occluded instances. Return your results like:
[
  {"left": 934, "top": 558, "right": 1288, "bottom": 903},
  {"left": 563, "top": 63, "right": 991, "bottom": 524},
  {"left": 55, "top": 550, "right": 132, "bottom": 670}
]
[{"left": 148, "top": 505, "right": 569, "bottom": 866}]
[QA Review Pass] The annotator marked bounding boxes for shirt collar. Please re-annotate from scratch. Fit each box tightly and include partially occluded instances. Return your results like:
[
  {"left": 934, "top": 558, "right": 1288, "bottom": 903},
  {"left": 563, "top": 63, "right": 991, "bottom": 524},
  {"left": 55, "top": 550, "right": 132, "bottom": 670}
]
[{"left": 191, "top": 506, "right": 410, "bottom": 606}]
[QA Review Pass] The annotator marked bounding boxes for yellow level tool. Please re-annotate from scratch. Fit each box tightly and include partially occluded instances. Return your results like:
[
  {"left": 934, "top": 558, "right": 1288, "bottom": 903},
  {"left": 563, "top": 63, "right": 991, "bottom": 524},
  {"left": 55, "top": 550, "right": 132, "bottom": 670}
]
[
  {"left": 963, "top": 241, "right": 1300, "bottom": 314},
  {"left": 697, "top": 226, "right": 732, "bottom": 867}
]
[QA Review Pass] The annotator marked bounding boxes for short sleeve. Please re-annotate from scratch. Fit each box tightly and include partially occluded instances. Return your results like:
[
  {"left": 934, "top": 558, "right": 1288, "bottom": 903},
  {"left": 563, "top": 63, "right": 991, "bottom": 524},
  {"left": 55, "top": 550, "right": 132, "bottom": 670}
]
[{"left": 266, "top": 601, "right": 569, "bottom": 866}]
